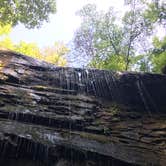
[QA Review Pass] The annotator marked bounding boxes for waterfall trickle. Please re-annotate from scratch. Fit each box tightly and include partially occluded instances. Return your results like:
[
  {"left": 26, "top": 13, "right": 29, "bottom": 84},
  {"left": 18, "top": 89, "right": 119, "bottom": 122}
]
[{"left": 0, "top": 50, "right": 166, "bottom": 166}]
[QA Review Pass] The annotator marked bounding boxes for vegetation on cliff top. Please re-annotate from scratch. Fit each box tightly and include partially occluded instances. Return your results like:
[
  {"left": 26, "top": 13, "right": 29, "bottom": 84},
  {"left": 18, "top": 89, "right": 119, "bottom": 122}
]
[
  {"left": 73, "top": 0, "right": 166, "bottom": 73},
  {"left": 0, "top": 0, "right": 165, "bottom": 72}
]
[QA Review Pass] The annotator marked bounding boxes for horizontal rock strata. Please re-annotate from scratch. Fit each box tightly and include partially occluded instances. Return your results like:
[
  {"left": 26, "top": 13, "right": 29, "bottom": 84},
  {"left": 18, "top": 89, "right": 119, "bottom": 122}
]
[{"left": 0, "top": 50, "right": 165, "bottom": 166}]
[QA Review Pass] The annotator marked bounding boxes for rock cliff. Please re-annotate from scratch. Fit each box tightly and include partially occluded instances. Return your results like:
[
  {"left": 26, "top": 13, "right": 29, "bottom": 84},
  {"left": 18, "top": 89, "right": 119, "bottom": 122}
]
[{"left": 0, "top": 50, "right": 165, "bottom": 166}]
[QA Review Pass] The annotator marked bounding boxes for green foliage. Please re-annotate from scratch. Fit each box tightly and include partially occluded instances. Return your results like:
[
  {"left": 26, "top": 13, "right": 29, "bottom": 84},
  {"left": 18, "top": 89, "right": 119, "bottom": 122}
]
[
  {"left": 152, "top": 51, "right": 166, "bottom": 73},
  {"left": 41, "top": 43, "right": 69, "bottom": 66},
  {"left": 74, "top": 4, "right": 125, "bottom": 70},
  {"left": 0, "top": 0, "right": 56, "bottom": 28},
  {"left": 0, "top": 37, "right": 14, "bottom": 50},
  {"left": 73, "top": 1, "right": 165, "bottom": 73},
  {"left": 0, "top": 24, "right": 68, "bottom": 66},
  {"left": 14, "top": 41, "right": 41, "bottom": 58},
  {"left": 14, "top": 41, "right": 68, "bottom": 66},
  {"left": 132, "top": 54, "right": 151, "bottom": 72},
  {"left": 89, "top": 55, "right": 126, "bottom": 71},
  {"left": 73, "top": 3, "right": 151, "bottom": 71},
  {"left": 0, "top": 23, "right": 11, "bottom": 36},
  {"left": 0, "top": 23, "right": 13, "bottom": 50},
  {"left": 151, "top": 37, "right": 166, "bottom": 73},
  {"left": 144, "top": 0, "right": 166, "bottom": 26}
]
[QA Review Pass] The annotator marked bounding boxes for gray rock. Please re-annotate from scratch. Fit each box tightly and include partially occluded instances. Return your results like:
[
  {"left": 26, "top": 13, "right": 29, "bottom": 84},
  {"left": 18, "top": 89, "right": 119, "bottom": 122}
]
[{"left": 0, "top": 50, "right": 165, "bottom": 166}]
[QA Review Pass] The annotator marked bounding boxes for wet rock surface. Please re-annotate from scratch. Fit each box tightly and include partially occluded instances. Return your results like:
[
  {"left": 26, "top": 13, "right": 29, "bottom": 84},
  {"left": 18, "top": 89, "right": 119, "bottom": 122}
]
[{"left": 0, "top": 50, "right": 166, "bottom": 166}]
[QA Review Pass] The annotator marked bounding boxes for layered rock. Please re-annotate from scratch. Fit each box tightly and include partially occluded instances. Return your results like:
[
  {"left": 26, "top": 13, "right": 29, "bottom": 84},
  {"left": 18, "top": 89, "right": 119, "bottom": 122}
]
[{"left": 0, "top": 50, "right": 165, "bottom": 166}]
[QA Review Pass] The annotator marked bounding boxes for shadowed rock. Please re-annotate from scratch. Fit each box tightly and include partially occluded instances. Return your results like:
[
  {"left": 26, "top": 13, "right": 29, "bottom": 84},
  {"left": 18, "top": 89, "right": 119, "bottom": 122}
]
[{"left": 0, "top": 50, "right": 165, "bottom": 166}]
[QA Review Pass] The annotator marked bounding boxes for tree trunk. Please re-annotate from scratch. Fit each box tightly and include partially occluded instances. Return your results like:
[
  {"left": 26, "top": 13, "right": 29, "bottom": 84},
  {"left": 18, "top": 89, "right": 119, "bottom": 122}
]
[{"left": 0, "top": 50, "right": 165, "bottom": 166}]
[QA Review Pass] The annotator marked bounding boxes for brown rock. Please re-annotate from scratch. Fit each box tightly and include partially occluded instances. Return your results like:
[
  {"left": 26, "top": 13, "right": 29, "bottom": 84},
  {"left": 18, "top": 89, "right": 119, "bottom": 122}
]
[{"left": 0, "top": 50, "right": 165, "bottom": 166}]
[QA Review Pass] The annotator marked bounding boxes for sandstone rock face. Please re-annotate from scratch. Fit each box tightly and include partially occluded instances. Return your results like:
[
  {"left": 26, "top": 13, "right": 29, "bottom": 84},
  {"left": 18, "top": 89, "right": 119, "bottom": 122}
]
[{"left": 0, "top": 50, "right": 165, "bottom": 166}]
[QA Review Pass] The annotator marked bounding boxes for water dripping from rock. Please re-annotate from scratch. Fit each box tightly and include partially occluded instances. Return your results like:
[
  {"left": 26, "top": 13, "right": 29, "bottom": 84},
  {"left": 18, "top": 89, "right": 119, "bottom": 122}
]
[
  {"left": 78, "top": 71, "right": 82, "bottom": 83},
  {"left": 136, "top": 79, "right": 152, "bottom": 115}
]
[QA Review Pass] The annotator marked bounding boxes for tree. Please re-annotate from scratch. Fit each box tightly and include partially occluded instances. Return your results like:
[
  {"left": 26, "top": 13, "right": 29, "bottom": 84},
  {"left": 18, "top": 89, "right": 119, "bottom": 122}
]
[
  {"left": 14, "top": 41, "right": 42, "bottom": 59},
  {"left": 142, "top": 0, "right": 166, "bottom": 73},
  {"left": 127, "top": 0, "right": 166, "bottom": 73},
  {"left": 0, "top": 0, "right": 56, "bottom": 28},
  {"left": 0, "top": 23, "right": 14, "bottom": 50},
  {"left": 143, "top": 0, "right": 166, "bottom": 27},
  {"left": 13, "top": 41, "right": 69, "bottom": 66},
  {"left": 73, "top": 1, "right": 166, "bottom": 72},
  {"left": 73, "top": 3, "right": 151, "bottom": 71},
  {"left": 151, "top": 36, "right": 166, "bottom": 73},
  {"left": 0, "top": 23, "right": 11, "bottom": 36},
  {"left": 0, "top": 24, "right": 68, "bottom": 66},
  {"left": 122, "top": 0, "right": 153, "bottom": 70},
  {"left": 73, "top": 4, "right": 126, "bottom": 71},
  {"left": 41, "top": 42, "right": 69, "bottom": 66}
]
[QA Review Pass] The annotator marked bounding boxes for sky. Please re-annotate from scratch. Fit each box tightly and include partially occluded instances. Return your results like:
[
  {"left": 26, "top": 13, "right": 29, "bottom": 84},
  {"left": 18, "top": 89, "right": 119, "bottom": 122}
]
[{"left": 10, "top": 0, "right": 124, "bottom": 47}]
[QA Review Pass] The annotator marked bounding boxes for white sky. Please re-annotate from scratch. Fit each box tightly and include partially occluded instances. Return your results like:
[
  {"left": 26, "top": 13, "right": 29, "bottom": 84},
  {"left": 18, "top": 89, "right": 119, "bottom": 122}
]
[{"left": 10, "top": 0, "right": 124, "bottom": 47}]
